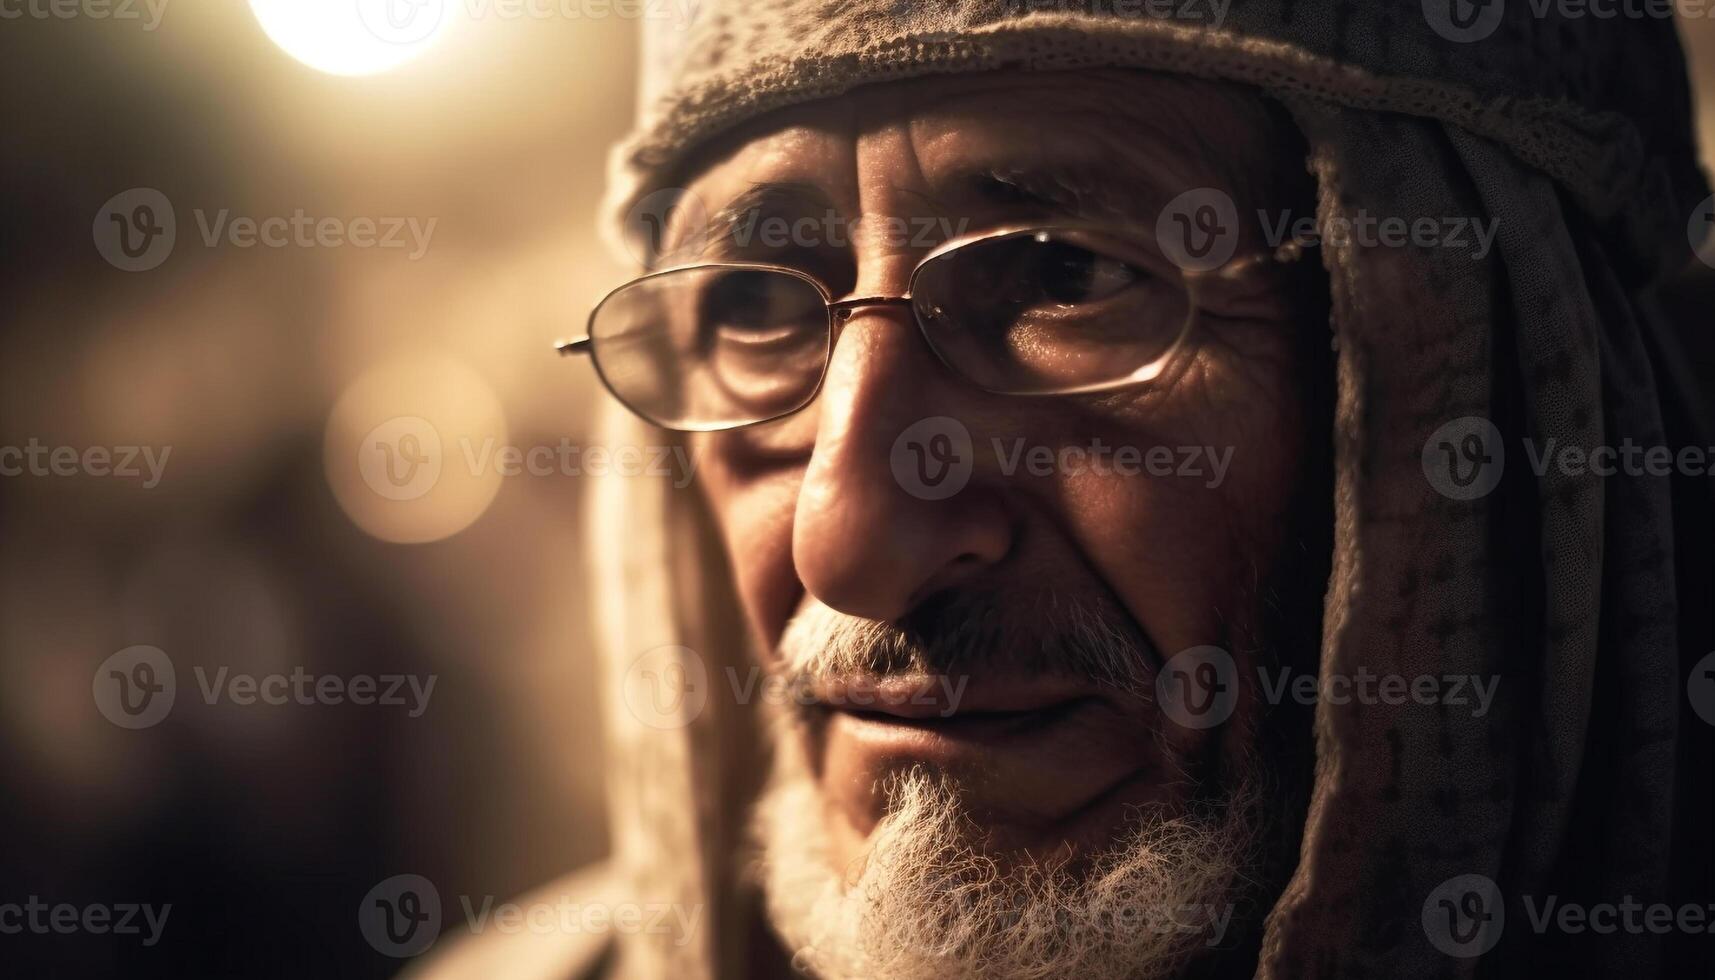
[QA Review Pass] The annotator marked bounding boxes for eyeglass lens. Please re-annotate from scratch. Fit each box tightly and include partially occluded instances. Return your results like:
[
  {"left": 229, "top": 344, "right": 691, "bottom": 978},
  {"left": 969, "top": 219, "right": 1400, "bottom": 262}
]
[{"left": 588, "top": 229, "right": 1192, "bottom": 429}]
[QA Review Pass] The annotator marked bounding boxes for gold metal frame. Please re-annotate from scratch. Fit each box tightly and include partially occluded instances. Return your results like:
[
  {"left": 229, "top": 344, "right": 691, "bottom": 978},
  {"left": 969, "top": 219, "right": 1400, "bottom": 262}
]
[{"left": 556, "top": 224, "right": 1313, "bottom": 431}]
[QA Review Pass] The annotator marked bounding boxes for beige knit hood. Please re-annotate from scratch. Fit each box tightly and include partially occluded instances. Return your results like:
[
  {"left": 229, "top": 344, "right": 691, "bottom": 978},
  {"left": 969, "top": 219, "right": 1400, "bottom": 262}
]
[{"left": 575, "top": 3, "right": 1715, "bottom": 979}]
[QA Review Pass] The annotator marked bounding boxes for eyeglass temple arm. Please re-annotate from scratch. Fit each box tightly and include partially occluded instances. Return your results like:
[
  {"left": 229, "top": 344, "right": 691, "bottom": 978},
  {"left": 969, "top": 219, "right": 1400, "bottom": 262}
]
[
  {"left": 555, "top": 337, "right": 592, "bottom": 357},
  {"left": 1203, "top": 240, "right": 1316, "bottom": 281}
]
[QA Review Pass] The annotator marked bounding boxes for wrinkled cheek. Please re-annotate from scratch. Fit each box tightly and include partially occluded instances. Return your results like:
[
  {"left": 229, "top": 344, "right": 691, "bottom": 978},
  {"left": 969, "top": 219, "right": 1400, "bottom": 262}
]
[
  {"left": 690, "top": 434, "right": 811, "bottom": 653},
  {"left": 1056, "top": 351, "right": 1307, "bottom": 680},
  {"left": 1141, "top": 341, "right": 1308, "bottom": 565}
]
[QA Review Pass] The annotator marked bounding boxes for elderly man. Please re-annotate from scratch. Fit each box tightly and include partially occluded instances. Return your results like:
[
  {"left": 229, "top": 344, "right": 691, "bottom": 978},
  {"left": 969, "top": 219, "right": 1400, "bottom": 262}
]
[{"left": 416, "top": 1, "right": 1714, "bottom": 978}]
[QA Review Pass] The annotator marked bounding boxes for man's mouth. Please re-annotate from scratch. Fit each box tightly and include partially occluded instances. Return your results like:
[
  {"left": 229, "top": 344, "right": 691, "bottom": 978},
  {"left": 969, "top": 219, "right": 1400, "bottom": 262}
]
[
  {"left": 839, "top": 697, "right": 1093, "bottom": 739},
  {"left": 809, "top": 674, "right": 1176, "bottom": 848},
  {"left": 813, "top": 673, "right": 1103, "bottom": 737}
]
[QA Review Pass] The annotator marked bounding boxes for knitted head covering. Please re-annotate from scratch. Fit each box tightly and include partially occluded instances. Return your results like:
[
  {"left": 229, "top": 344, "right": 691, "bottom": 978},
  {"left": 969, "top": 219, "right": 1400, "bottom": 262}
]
[{"left": 583, "top": 3, "right": 1715, "bottom": 978}]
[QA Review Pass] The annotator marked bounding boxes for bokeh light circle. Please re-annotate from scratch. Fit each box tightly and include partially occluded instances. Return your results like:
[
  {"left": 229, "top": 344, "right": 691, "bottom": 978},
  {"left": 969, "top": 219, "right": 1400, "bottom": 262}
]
[
  {"left": 248, "top": 0, "right": 452, "bottom": 76},
  {"left": 325, "top": 357, "right": 507, "bottom": 544}
]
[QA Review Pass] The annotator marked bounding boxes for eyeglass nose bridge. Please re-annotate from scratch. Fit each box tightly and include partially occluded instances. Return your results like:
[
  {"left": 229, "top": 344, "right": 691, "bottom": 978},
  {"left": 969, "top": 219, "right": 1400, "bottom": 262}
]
[{"left": 828, "top": 295, "right": 914, "bottom": 322}]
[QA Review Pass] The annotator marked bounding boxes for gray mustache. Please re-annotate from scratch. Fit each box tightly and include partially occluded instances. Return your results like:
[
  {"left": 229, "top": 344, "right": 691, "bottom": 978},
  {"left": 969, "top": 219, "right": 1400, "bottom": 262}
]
[{"left": 776, "top": 592, "right": 1157, "bottom": 698}]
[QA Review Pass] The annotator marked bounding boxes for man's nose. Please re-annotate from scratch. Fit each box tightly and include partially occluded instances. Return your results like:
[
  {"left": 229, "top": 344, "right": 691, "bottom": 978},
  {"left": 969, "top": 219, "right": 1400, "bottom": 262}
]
[{"left": 791, "top": 304, "right": 1014, "bottom": 622}]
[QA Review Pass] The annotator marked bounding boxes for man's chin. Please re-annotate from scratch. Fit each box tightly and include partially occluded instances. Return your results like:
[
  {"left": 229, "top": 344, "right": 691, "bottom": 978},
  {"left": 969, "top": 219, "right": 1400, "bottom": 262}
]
[{"left": 754, "top": 731, "right": 1263, "bottom": 980}]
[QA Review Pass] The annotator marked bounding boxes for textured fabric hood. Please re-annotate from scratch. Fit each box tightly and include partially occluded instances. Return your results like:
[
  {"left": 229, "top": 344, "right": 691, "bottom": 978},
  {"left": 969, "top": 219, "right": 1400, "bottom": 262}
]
[
  {"left": 603, "top": 0, "right": 1705, "bottom": 279},
  {"left": 585, "top": 3, "right": 1714, "bottom": 979}
]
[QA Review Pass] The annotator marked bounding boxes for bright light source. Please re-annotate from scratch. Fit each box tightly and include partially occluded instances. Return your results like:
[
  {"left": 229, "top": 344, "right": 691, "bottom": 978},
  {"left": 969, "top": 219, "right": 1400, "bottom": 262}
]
[{"left": 248, "top": 0, "right": 453, "bottom": 77}]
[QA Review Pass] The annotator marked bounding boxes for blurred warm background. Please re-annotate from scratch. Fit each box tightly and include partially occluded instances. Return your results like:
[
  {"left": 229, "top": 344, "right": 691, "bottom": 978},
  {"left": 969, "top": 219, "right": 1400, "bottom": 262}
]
[
  {"left": 0, "top": 4, "right": 1712, "bottom": 978},
  {"left": 1, "top": 3, "right": 635, "bottom": 976}
]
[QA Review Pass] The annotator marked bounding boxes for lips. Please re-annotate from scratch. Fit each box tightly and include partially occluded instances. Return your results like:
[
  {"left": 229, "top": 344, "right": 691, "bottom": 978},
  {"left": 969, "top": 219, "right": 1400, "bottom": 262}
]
[
  {"left": 813, "top": 673, "right": 1098, "bottom": 720},
  {"left": 810, "top": 673, "right": 1174, "bottom": 849},
  {"left": 840, "top": 696, "right": 1092, "bottom": 739}
]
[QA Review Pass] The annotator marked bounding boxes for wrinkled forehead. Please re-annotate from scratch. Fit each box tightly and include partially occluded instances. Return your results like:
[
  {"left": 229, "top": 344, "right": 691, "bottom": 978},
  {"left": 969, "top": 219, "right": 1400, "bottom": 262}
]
[{"left": 664, "top": 69, "right": 1304, "bottom": 244}]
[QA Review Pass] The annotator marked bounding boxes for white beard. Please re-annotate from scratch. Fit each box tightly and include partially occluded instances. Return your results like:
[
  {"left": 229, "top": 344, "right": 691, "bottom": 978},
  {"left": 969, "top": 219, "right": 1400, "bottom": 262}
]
[{"left": 753, "top": 728, "right": 1260, "bottom": 980}]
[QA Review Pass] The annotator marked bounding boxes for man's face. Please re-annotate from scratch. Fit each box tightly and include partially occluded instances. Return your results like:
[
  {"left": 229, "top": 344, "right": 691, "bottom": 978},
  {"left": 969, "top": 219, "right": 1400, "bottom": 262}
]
[{"left": 669, "top": 70, "right": 1326, "bottom": 977}]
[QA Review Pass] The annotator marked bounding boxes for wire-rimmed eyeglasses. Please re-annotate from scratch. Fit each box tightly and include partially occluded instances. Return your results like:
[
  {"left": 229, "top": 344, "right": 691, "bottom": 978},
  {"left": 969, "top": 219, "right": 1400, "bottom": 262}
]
[{"left": 557, "top": 224, "right": 1312, "bottom": 432}]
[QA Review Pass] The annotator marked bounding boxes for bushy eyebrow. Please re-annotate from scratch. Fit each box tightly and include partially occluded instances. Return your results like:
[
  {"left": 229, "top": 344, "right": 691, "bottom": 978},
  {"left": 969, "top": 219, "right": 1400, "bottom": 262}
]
[
  {"left": 957, "top": 165, "right": 1159, "bottom": 225},
  {"left": 660, "top": 181, "right": 836, "bottom": 265},
  {"left": 661, "top": 162, "right": 1164, "bottom": 267}
]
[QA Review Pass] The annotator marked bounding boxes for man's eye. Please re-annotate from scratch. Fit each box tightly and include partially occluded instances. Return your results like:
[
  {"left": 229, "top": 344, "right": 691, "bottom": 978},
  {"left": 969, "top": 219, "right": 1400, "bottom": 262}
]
[
  {"left": 703, "top": 273, "right": 808, "bottom": 331},
  {"left": 716, "top": 322, "right": 801, "bottom": 346},
  {"left": 1033, "top": 242, "right": 1142, "bottom": 305},
  {"left": 695, "top": 269, "right": 825, "bottom": 356},
  {"left": 705, "top": 274, "right": 776, "bottom": 328}
]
